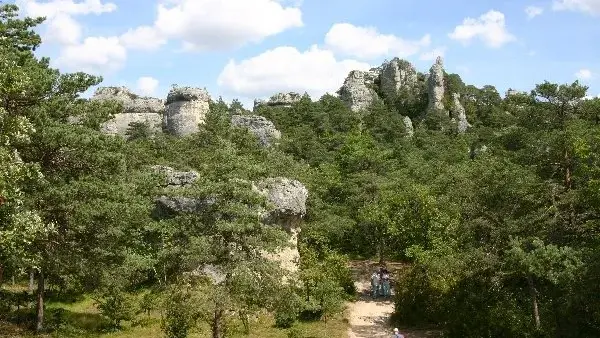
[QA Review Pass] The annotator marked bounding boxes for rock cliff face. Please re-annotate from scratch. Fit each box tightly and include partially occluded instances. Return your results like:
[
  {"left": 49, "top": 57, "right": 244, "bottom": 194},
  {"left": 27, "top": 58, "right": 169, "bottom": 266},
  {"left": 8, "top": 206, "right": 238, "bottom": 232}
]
[
  {"left": 230, "top": 115, "right": 281, "bottom": 147},
  {"left": 164, "top": 86, "right": 211, "bottom": 136},
  {"left": 91, "top": 87, "right": 164, "bottom": 136},
  {"left": 254, "top": 92, "right": 302, "bottom": 110},
  {"left": 403, "top": 116, "right": 414, "bottom": 137},
  {"left": 255, "top": 177, "right": 308, "bottom": 274},
  {"left": 427, "top": 56, "right": 445, "bottom": 112},
  {"left": 338, "top": 70, "right": 380, "bottom": 112},
  {"left": 380, "top": 58, "right": 418, "bottom": 100},
  {"left": 451, "top": 93, "right": 471, "bottom": 133}
]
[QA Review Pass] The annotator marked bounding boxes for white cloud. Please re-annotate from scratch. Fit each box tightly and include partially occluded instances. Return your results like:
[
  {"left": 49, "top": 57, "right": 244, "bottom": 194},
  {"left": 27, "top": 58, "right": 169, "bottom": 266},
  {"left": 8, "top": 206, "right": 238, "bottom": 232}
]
[
  {"left": 575, "top": 68, "right": 593, "bottom": 79},
  {"left": 324, "top": 23, "right": 431, "bottom": 60},
  {"left": 44, "top": 13, "right": 81, "bottom": 45},
  {"left": 217, "top": 45, "right": 370, "bottom": 98},
  {"left": 55, "top": 36, "right": 127, "bottom": 74},
  {"left": 419, "top": 47, "right": 446, "bottom": 61},
  {"left": 136, "top": 77, "right": 160, "bottom": 96},
  {"left": 525, "top": 6, "right": 544, "bottom": 18},
  {"left": 448, "top": 10, "right": 516, "bottom": 48},
  {"left": 119, "top": 26, "right": 167, "bottom": 51},
  {"left": 553, "top": 0, "right": 600, "bottom": 16},
  {"left": 153, "top": 0, "right": 302, "bottom": 51}
]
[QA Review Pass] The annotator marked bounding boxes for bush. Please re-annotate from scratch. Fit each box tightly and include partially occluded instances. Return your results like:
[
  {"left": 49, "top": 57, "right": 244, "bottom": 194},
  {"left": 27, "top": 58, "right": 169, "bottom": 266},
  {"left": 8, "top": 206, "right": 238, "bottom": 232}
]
[{"left": 95, "top": 288, "right": 135, "bottom": 330}]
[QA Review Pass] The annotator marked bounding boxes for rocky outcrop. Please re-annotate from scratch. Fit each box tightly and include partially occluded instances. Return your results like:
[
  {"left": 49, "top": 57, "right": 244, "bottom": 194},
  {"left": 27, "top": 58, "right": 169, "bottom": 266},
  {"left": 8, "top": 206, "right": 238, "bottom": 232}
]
[
  {"left": 427, "top": 56, "right": 445, "bottom": 112},
  {"left": 231, "top": 115, "right": 281, "bottom": 147},
  {"left": 254, "top": 92, "right": 302, "bottom": 110},
  {"left": 91, "top": 86, "right": 164, "bottom": 136},
  {"left": 164, "top": 86, "right": 211, "bottom": 136},
  {"left": 403, "top": 116, "right": 414, "bottom": 138},
  {"left": 380, "top": 58, "right": 417, "bottom": 100},
  {"left": 255, "top": 177, "right": 308, "bottom": 274},
  {"left": 151, "top": 165, "right": 208, "bottom": 217},
  {"left": 451, "top": 93, "right": 471, "bottom": 133},
  {"left": 338, "top": 69, "right": 380, "bottom": 112},
  {"left": 151, "top": 165, "right": 200, "bottom": 188}
]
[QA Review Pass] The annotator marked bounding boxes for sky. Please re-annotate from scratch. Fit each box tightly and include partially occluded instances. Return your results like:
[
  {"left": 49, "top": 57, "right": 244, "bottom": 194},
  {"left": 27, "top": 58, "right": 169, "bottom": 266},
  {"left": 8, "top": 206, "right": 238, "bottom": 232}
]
[{"left": 10, "top": 0, "right": 600, "bottom": 108}]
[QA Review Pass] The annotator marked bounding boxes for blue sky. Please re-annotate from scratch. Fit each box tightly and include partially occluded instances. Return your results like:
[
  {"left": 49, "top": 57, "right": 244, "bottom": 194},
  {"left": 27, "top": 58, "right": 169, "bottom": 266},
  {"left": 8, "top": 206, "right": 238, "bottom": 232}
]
[{"left": 11, "top": 0, "right": 600, "bottom": 107}]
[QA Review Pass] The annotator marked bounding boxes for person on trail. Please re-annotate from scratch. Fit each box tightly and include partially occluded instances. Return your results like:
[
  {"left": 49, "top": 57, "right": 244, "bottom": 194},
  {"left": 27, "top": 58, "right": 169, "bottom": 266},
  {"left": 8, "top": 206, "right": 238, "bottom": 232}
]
[
  {"left": 392, "top": 328, "right": 404, "bottom": 338},
  {"left": 370, "top": 271, "right": 380, "bottom": 298},
  {"left": 382, "top": 270, "right": 391, "bottom": 297}
]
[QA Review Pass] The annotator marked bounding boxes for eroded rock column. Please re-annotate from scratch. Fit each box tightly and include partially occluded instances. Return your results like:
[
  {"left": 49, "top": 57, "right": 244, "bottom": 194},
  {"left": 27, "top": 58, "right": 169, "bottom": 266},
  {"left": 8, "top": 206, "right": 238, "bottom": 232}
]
[{"left": 164, "top": 86, "right": 211, "bottom": 136}]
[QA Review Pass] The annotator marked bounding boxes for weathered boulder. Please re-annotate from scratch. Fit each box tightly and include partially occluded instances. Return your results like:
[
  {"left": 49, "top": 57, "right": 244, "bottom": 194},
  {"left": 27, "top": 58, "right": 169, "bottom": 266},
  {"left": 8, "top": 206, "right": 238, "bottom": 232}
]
[
  {"left": 254, "top": 92, "right": 302, "bottom": 110},
  {"left": 451, "top": 93, "right": 471, "bottom": 133},
  {"left": 338, "top": 69, "right": 380, "bottom": 112},
  {"left": 164, "top": 86, "right": 211, "bottom": 136},
  {"left": 427, "top": 56, "right": 445, "bottom": 112},
  {"left": 403, "top": 116, "right": 414, "bottom": 138},
  {"left": 380, "top": 58, "right": 418, "bottom": 100},
  {"left": 255, "top": 177, "right": 308, "bottom": 274},
  {"left": 91, "top": 86, "right": 164, "bottom": 136},
  {"left": 231, "top": 115, "right": 281, "bottom": 147},
  {"left": 154, "top": 195, "right": 213, "bottom": 216},
  {"left": 151, "top": 165, "right": 200, "bottom": 188}
]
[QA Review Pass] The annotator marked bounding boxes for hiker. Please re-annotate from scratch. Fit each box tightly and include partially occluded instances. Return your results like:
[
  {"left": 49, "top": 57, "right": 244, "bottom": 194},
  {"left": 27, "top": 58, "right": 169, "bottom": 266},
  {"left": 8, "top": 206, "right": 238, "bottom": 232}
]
[
  {"left": 382, "top": 270, "right": 391, "bottom": 297},
  {"left": 370, "top": 271, "right": 380, "bottom": 298},
  {"left": 392, "top": 328, "right": 405, "bottom": 338}
]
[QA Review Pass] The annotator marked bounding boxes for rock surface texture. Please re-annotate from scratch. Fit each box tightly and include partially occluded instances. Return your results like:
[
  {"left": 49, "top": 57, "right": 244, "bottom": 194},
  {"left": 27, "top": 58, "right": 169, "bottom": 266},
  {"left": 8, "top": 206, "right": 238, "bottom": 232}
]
[
  {"left": 151, "top": 166, "right": 208, "bottom": 217},
  {"left": 164, "top": 86, "right": 211, "bottom": 136},
  {"left": 339, "top": 70, "right": 380, "bottom": 112},
  {"left": 91, "top": 86, "right": 164, "bottom": 136},
  {"left": 403, "top": 116, "right": 414, "bottom": 137},
  {"left": 451, "top": 93, "right": 471, "bottom": 133},
  {"left": 231, "top": 115, "right": 281, "bottom": 147},
  {"left": 254, "top": 92, "right": 302, "bottom": 110},
  {"left": 380, "top": 58, "right": 418, "bottom": 100},
  {"left": 255, "top": 177, "right": 308, "bottom": 274},
  {"left": 427, "top": 56, "right": 445, "bottom": 112}
]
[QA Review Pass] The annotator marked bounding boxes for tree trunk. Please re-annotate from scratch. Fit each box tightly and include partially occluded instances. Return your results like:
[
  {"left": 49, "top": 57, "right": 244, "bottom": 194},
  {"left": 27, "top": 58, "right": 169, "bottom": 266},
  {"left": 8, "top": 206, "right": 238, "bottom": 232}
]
[
  {"left": 212, "top": 308, "right": 224, "bottom": 338},
  {"left": 29, "top": 269, "right": 35, "bottom": 294},
  {"left": 527, "top": 276, "right": 541, "bottom": 331},
  {"left": 0, "top": 264, "right": 3, "bottom": 285},
  {"left": 35, "top": 269, "right": 45, "bottom": 333}
]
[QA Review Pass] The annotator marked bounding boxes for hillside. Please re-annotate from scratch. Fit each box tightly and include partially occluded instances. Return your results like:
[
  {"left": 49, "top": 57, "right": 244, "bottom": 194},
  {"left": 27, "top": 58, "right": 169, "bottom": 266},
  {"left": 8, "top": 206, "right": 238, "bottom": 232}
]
[{"left": 2, "top": 3, "right": 600, "bottom": 338}]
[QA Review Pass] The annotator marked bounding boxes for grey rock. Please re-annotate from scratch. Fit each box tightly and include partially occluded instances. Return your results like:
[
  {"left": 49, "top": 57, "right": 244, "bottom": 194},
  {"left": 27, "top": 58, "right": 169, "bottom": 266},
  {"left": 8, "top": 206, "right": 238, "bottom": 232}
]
[
  {"left": 427, "top": 56, "right": 445, "bottom": 112},
  {"left": 403, "top": 116, "right": 414, "bottom": 138},
  {"left": 338, "top": 69, "right": 380, "bottom": 112},
  {"left": 164, "top": 86, "right": 211, "bottom": 136},
  {"left": 91, "top": 86, "right": 164, "bottom": 136},
  {"left": 253, "top": 92, "right": 302, "bottom": 110},
  {"left": 154, "top": 195, "right": 211, "bottom": 215},
  {"left": 231, "top": 115, "right": 281, "bottom": 147},
  {"left": 380, "top": 58, "right": 417, "bottom": 100},
  {"left": 451, "top": 93, "right": 471, "bottom": 133},
  {"left": 151, "top": 165, "right": 200, "bottom": 187}
]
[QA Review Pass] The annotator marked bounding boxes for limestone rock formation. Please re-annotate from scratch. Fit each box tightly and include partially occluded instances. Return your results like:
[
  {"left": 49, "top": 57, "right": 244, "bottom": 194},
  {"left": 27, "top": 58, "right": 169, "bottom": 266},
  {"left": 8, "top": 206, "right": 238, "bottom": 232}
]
[
  {"left": 380, "top": 58, "right": 418, "bottom": 100},
  {"left": 231, "top": 115, "right": 281, "bottom": 147},
  {"left": 403, "top": 116, "right": 414, "bottom": 137},
  {"left": 151, "top": 165, "right": 208, "bottom": 217},
  {"left": 255, "top": 177, "right": 308, "bottom": 274},
  {"left": 338, "top": 69, "right": 379, "bottom": 112},
  {"left": 91, "top": 86, "right": 164, "bottom": 136},
  {"left": 151, "top": 165, "right": 200, "bottom": 188},
  {"left": 451, "top": 93, "right": 471, "bottom": 133},
  {"left": 427, "top": 56, "right": 445, "bottom": 112},
  {"left": 253, "top": 92, "right": 302, "bottom": 110},
  {"left": 164, "top": 86, "right": 211, "bottom": 136}
]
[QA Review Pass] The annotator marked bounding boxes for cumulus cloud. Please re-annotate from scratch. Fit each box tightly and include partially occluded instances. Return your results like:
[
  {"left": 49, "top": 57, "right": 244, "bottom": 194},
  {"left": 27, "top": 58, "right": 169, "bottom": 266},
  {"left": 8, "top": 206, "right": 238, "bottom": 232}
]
[
  {"left": 419, "top": 47, "right": 446, "bottom": 61},
  {"left": 448, "top": 10, "right": 516, "bottom": 48},
  {"left": 324, "top": 23, "right": 430, "bottom": 60},
  {"left": 55, "top": 36, "right": 127, "bottom": 74},
  {"left": 152, "top": 0, "right": 302, "bottom": 51},
  {"left": 136, "top": 77, "right": 160, "bottom": 96},
  {"left": 17, "top": 0, "right": 116, "bottom": 46},
  {"left": 553, "top": 0, "right": 600, "bottom": 16},
  {"left": 525, "top": 6, "right": 544, "bottom": 19},
  {"left": 575, "top": 68, "right": 593, "bottom": 80},
  {"left": 119, "top": 26, "right": 167, "bottom": 51},
  {"left": 217, "top": 45, "right": 370, "bottom": 98}
]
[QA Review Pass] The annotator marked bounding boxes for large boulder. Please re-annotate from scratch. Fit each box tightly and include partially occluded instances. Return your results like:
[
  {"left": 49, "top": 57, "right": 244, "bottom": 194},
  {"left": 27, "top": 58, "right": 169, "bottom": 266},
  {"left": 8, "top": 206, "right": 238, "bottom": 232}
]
[
  {"left": 164, "top": 86, "right": 211, "bottom": 136},
  {"left": 451, "top": 93, "right": 471, "bottom": 133},
  {"left": 151, "top": 165, "right": 200, "bottom": 188},
  {"left": 403, "top": 116, "right": 414, "bottom": 138},
  {"left": 427, "top": 56, "right": 445, "bottom": 112},
  {"left": 91, "top": 86, "right": 164, "bottom": 136},
  {"left": 380, "top": 58, "right": 418, "bottom": 100},
  {"left": 231, "top": 115, "right": 281, "bottom": 147},
  {"left": 253, "top": 92, "right": 302, "bottom": 110},
  {"left": 255, "top": 177, "right": 308, "bottom": 274},
  {"left": 338, "top": 69, "right": 380, "bottom": 112}
]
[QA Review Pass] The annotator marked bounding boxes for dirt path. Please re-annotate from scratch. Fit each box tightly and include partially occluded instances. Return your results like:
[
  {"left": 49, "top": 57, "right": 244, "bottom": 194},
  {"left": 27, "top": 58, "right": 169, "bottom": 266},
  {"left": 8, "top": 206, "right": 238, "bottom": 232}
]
[{"left": 346, "top": 261, "right": 441, "bottom": 338}]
